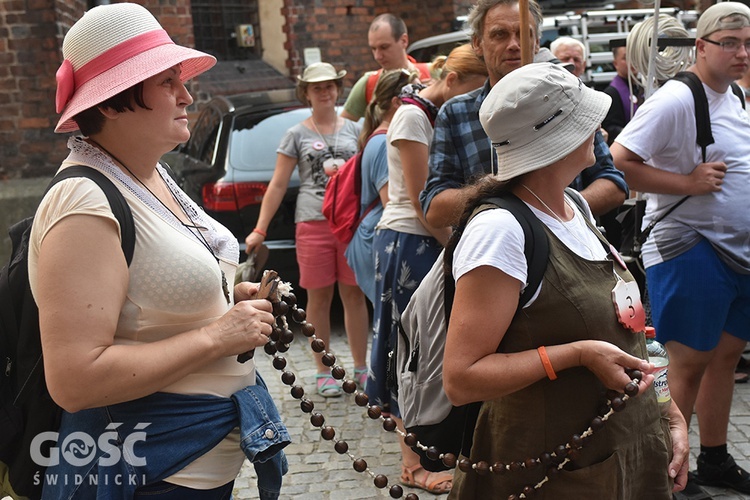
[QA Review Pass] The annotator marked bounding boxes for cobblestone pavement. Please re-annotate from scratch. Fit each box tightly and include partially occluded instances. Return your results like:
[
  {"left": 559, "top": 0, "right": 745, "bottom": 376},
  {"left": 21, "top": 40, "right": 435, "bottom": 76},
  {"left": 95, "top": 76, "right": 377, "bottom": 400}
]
[{"left": 233, "top": 313, "right": 750, "bottom": 500}]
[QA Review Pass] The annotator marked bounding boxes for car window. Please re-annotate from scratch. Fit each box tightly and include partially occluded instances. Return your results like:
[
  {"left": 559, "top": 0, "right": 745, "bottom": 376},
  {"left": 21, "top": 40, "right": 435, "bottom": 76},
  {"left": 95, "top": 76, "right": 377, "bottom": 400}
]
[
  {"left": 228, "top": 107, "right": 312, "bottom": 172},
  {"left": 187, "top": 105, "right": 222, "bottom": 164}
]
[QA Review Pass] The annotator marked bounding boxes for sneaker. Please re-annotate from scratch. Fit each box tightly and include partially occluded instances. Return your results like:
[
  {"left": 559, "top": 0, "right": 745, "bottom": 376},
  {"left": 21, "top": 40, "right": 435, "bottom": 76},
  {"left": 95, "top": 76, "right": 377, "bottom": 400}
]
[{"left": 693, "top": 453, "right": 750, "bottom": 494}]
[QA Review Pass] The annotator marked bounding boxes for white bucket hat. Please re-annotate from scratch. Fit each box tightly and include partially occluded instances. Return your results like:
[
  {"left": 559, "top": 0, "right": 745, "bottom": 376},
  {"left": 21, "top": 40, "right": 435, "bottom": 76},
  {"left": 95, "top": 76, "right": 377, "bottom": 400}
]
[
  {"left": 479, "top": 62, "right": 611, "bottom": 182},
  {"left": 55, "top": 3, "right": 216, "bottom": 133},
  {"left": 297, "top": 62, "right": 346, "bottom": 83}
]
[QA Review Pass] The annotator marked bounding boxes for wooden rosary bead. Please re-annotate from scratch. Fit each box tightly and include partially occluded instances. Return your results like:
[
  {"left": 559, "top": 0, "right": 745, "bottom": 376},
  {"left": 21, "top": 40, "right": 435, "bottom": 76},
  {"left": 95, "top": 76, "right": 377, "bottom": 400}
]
[
  {"left": 426, "top": 446, "right": 440, "bottom": 461},
  {"left": 540, "top": 453, "right": 552, "bottom": 466},
  {"left": 301, "top": 322, "right": 315, "bottom": 337},
  {"left": 280, "top": 328, "right": 294, "bottom": 344},
  {"left": 383, "top": 417, "right": 397, "bottom": 432},
  {"left": 389, "top": 484, "right": 404, "bottom": 498},
  {"left": 291, "top": 307, "right": 306, "bottom": 322},
  {"left": 321, "top": 426, "right": 335, "bottom": 440},
  {"left": 570, "top": 434, "right": 583, "bottom": 449},
  {"left": 353, "top": 458, "right": 368, "bottom": 472},
  {"left": 555, "top": 445, "right": 568, "bottom": 460},
  {"left": 272, "top": 355, "right": 286, "bottom": 370},
  {"left": 311, "top": 338, "right": 326, "bottom": 353},
  {"left": 322, "top": 352, "right": 336, "bottom": 367},
  {"left": 374, "top": 474, "right": 388, "bottom": 489},
  {"left": 367, "top": 406, "right": 382, "bottom": 419},
  {"left": 475, "top": 461, "right": 490, "bottom": 475},
  {"left": 310, "top": 413, "right": 325, "bottom": 427},
  {"left": 270, "top": 326, "right": 282, "bottom": 342},
  {"left": 300, "top": 399, "right": 314, "bottom": 413},
  {"left": 281, "top": 371, "right": 295, "bottom": 385},
  {"left": 283, "top": 292, "right": 296, "bottom": 306},
  {"left": 404, "top": 433, "right": 418, "bottom": 447},
  {"left": 508, "top": 495, "right": 519, "bottom": 500},
  {"left": 590, "top": 416, "right": 605, "bottom": 431},
  {"left": 342, "top": 380, "right": 357, "bottom": 393},
  {"left": 263, "top": 341, "right": 277, "bottom": 355},
  {"left": 509, "top": 461, "right": 523, "bottom": 472},
  {"left": 624, "top": 381, "right": 639, "bottom": 397},
  {"left": 331, "top": 365, "right": 346, "bottom": 379},
  {"left": 522, "top": 485, "right": 536, "bottom": 497},
  {"left": 611, "top": 397, "right": 627, "bottom": 412},
  {"left": 443, "top": 453, "right": 457, "bottom": 468},
  {"left": 492, "top": 462, "right": 507, "bottom": 475},
  {"left": 629, "top": 369, "right": 642, "bottom": 381},
  {"left": 334, "top": 441, "right": 349, "bottom": 454},
  {"left": 290, "top": 385, "right": 304, "bottom": 399},
  {"left": 355, "top": 393, "right": 369, "bottom": 406},
  {"left": 524, "top": 458, "right": 539, "bottom": 469},
  {"left": 458, "top": 458, "right": 473, "bottom": 473},
  {"left": 276, "top": 342, "right": 290, "bottom": 353},
  {"left": 405, "top": 494, "right": 419, "bottom": 500},
  {"left": 272, "top": 300, "right": 289, "bottom": 316}
]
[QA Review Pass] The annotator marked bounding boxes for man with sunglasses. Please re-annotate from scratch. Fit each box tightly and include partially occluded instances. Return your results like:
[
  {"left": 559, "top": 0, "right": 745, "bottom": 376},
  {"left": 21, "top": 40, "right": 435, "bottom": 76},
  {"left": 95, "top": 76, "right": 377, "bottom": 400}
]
[{"left": 612, "top": 3, "right": 750, "bottom": 496}]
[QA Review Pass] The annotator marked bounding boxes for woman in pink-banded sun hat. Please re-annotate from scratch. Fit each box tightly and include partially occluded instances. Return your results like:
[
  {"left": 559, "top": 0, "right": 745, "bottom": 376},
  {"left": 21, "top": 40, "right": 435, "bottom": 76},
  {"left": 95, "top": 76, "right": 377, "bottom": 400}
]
[{"left": 29, "top": 4, "right": 287, "bottom": 499}]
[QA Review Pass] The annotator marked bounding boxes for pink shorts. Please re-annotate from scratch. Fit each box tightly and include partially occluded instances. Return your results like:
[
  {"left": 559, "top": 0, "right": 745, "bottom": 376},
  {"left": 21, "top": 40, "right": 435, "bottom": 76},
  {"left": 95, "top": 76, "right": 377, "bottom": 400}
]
[{"left": 295, "top": 220, "right": 357, "bottom": 289}]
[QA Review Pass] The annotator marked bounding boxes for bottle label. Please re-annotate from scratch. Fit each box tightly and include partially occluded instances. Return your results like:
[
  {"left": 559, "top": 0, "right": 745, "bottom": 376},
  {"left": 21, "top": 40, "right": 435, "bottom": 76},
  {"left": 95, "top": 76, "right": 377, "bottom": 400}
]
[{"left": 653, "top": 366, "right": 670, "bottom": 404}]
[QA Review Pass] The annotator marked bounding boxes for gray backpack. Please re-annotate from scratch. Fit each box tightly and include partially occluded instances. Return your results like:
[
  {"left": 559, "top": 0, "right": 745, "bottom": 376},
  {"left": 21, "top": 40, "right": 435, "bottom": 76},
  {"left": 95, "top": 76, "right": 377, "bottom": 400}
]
[{"left": 395, "top": 191, "right": 552, "bottom": 472}]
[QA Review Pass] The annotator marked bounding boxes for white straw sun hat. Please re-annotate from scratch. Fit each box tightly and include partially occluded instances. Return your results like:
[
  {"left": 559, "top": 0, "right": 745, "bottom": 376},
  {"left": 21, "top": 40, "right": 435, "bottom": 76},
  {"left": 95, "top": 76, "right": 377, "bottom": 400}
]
[
  {"left": 55, "top": 3, "right": 216, "bottom": 133},
  {"left": 297, "top": 62, "right": 347, "bottom": 83},
  {"left": 479, "top": 62, "right": 611, "bottom": 182}
]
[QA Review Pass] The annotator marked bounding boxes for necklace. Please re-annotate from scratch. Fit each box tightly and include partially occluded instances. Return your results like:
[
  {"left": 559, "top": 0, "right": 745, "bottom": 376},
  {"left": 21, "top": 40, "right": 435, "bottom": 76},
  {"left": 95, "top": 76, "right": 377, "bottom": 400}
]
[
  {"left": 88, "top": 139, "right": 231, "bottom": 304},
  {"left": 520, "top": 184, "right": 599, "bottom": 260},
  {"left": 310, "top": 115, "right": 343, "bottom": 175}
]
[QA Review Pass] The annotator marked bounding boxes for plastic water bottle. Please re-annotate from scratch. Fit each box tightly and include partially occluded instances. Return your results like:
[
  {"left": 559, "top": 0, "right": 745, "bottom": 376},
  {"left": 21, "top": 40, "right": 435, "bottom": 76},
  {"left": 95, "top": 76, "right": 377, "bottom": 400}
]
[{"left": 645, "top": 326, "right": 671, "bottom": 417}]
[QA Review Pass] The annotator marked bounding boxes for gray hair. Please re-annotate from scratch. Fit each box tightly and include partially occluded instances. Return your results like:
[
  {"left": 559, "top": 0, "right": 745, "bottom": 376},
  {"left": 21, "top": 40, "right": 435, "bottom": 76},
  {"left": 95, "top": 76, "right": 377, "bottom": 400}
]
[
  {"left": 467, "top": 0, "right": 543, "bottom": 41},
  {"left": 550, "top": 36, "right": 586, "bottom": 58}
]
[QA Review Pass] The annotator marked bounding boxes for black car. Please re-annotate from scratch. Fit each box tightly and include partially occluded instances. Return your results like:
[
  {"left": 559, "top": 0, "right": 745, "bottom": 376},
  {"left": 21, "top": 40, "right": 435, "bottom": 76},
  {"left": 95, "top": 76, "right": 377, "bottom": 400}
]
[{"left": 163, "top": 88, "right": 308, "bottom": 286}]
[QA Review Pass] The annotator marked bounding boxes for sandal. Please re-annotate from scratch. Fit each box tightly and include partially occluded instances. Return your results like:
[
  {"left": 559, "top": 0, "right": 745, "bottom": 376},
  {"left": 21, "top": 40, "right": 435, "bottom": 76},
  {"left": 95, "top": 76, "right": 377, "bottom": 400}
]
[
  {"left": 354, "top": 366, "right": 368, "bottom": 391},
  {"left": 316, "top": 373, "right": 342, "bottom": 398},
  {"left": 400, "top": 463, "right": 452, "bottom": 494}
]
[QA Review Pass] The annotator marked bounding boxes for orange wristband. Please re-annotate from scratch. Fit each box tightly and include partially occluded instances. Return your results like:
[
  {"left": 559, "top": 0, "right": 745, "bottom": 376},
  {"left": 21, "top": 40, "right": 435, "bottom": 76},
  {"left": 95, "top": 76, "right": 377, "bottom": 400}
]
[
  {"left": 252, "top": 228, "right": 267, "bottom": 238},
  {"left": 537, "top": 346, "right": 557, "bottom": 381}
]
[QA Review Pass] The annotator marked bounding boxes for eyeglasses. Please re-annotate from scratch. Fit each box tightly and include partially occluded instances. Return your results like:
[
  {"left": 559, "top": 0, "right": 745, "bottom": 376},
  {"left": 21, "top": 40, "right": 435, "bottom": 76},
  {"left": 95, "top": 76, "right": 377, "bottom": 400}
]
[{"left": 702, "top": 38, "right": 750, "bottom": 53}]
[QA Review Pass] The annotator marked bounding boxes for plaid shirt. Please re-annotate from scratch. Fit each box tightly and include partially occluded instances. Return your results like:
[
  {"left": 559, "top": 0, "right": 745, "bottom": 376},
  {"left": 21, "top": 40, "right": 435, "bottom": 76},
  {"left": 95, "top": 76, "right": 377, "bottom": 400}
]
[{"left": 420, "top": 80, "right": 628, "bottom": 216}]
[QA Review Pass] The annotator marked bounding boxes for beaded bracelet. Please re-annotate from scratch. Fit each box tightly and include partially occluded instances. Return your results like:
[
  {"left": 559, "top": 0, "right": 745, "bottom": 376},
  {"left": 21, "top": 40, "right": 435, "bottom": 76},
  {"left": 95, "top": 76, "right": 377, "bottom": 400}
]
[
  {"left": 252, "top": 227, "right": 267, "bottom": 238},
  {"left": 537, "top": 346, "right": 557, "bottom": 380}
]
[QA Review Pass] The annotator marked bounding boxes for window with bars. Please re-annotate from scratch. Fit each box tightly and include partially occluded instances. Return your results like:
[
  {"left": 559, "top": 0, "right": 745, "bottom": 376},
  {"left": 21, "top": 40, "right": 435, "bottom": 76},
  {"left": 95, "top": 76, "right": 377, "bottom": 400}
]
[{"left": 190, "top": 0, "right": 261, "bottom": 61}]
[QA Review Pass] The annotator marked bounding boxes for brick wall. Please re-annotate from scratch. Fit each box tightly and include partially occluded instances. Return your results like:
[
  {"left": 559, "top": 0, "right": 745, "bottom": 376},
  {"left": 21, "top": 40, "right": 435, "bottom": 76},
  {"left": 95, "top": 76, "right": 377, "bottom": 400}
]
[{"left": 282, "top": 0, "right": 467, "bottom": 86}]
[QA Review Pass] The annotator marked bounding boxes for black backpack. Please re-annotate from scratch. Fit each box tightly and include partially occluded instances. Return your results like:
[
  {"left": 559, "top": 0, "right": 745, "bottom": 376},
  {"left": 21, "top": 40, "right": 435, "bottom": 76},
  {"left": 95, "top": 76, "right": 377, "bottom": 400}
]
[
  {"left": 0, "top": 165, "right": 134, "bottom": 500},
  {"left": 395, "top": 191, "right": 597, "bottom": 472}
]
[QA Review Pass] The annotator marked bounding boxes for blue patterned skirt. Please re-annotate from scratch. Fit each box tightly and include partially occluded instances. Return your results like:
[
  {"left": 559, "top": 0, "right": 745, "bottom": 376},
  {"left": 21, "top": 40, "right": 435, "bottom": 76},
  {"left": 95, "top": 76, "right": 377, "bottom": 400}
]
[{"left": 365, "top": 228, "right": 442, "bottom": 416}]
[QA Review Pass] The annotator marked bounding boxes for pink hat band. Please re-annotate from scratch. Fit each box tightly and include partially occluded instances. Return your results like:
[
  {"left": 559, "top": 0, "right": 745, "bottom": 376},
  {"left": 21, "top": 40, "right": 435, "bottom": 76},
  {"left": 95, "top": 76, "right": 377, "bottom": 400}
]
[{"left": 56, "top": 29, "right": 172, "bottom": 114}]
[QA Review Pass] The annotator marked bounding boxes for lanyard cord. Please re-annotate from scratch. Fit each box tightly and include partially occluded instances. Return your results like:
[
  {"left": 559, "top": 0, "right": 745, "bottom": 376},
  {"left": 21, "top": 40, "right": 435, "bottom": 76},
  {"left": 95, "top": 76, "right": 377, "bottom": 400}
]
[{"left": 311, "top": 115, "right": 340, "bottom": 157}]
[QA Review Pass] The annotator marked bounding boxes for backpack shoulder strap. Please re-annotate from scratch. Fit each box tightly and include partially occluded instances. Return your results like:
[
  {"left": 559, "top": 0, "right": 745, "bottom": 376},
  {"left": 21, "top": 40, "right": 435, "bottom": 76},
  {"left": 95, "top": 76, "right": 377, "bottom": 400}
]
[
  {"left": 365, "top": 69, "right": 383, "bottom": 105},
  {"left": 47, "top": 166, "right": 135, "bottom": 266},
  {"left": 672, "top": 71, "right": 712, "bottom": 162},
  {"left": 481, "top": 193, "right": 549, "bottom": 309},
  {"left": 731, "top": 82, "right": 747, "bottom": 110}
]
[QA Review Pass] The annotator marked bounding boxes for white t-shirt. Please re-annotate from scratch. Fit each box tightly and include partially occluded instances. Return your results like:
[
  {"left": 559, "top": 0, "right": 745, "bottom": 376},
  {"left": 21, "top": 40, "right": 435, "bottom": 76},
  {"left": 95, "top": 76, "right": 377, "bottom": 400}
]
[
  {"left": 615, "top": 78, "right": 750, "bottom": 271},
  {"left": 377, "top": 104, "right": 433, "bottom": 235},
  {"left": 453, "top": 193, "right": 607, "bottom": 306}
]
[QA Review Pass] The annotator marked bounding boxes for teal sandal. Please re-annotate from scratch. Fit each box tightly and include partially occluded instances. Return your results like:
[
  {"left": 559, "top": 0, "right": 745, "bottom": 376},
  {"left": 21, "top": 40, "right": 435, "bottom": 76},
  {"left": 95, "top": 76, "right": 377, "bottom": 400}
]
[
  {"left": 354, "top": 367, "right": 368, "bottom": 391},
  {"left": 316, "top": 373, "right": 342, "bottom": 397}
]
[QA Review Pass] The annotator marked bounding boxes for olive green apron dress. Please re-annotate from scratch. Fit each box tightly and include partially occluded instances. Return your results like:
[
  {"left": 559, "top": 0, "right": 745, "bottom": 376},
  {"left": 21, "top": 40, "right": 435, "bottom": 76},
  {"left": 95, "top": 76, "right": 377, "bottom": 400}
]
[{"left": 449, "top": 220, "right": 673, "bottom": 500}]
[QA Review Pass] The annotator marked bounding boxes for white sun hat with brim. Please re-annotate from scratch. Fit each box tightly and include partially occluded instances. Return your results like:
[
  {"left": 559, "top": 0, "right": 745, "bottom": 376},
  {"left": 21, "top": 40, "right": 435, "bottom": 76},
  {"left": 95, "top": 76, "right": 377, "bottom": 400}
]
[
  {"left": 297, "top": 62, "right": 347, "bottom": 83},
  {"left": 479, "top": 62, "right": 611, "bottom": 182},
  {"left": 55, "top": 3, "right": 216, "bottom": 133}
]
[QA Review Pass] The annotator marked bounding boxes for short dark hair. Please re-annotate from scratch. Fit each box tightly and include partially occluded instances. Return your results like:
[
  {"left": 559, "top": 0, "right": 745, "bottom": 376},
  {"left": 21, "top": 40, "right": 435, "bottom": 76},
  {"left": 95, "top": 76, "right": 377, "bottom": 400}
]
[
  {"left": 73, "top": 82, "right": 149, "bottom": 136},
  {"left": 370, "top": 13, "right": 407, "bottom": 40}
]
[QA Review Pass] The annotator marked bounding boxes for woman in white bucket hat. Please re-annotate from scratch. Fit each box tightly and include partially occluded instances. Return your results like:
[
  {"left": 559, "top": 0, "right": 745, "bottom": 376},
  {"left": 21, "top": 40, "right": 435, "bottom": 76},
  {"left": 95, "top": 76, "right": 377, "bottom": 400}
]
[
  {"left": 245, "top": 62, "right": 370, "bottom": 398},
  {"left": 440, "top": 63, "right": 689, "bottom": 499},
  {"left": 29, "top": 4, "right": 287, "bottom": 499}
]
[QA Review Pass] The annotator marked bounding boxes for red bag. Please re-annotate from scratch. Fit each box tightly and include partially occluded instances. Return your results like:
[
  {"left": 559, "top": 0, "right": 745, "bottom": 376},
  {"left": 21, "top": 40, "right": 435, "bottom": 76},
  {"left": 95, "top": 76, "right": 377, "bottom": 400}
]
[{"left": 322, "top": 130, "right": 387, "bottom": 244}]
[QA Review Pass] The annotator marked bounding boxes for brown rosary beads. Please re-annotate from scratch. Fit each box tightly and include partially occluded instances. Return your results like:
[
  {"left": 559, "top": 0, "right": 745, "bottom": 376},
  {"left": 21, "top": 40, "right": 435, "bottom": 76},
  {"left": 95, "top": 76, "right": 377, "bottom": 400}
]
[{"left": 254, "top": 270, "right": 643, "bottom": 500}]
